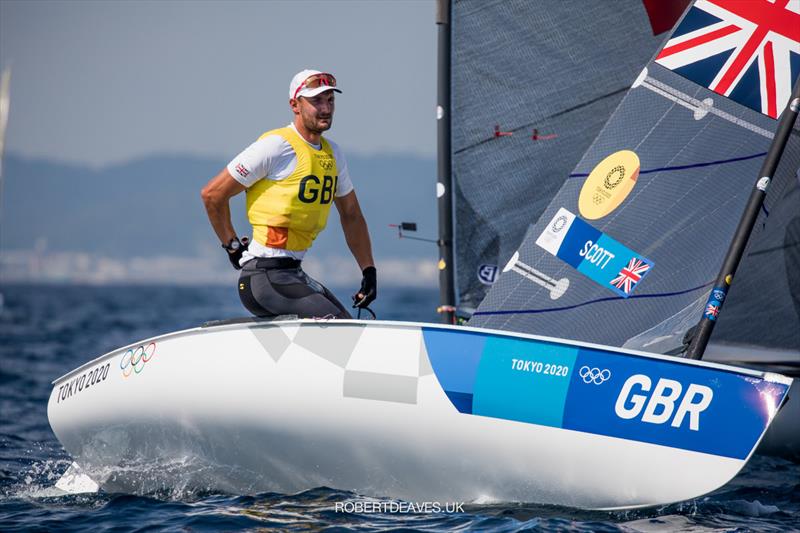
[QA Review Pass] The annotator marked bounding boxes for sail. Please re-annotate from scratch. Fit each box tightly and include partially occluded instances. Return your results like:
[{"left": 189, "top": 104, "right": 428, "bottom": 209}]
[
  {"left": 449, "top": 0, "right": 675, "bottom": 316},
  {"left": 469, "top": 0, "right": 800, "bottom": 353},
  {"left": 0, "top": 69, "right": 10, "bottom": 190},
  {"left": 710, "top": 138, "right": 800, "bottom": 354},
  {"left": 621, "top": 128, "right": 800, "bottom": 356}
]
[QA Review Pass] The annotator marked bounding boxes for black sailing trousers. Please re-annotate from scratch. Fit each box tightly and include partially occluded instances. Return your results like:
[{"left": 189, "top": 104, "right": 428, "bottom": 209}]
[{"left": 238, "top": 257, "right": 351, "bottom": 319}]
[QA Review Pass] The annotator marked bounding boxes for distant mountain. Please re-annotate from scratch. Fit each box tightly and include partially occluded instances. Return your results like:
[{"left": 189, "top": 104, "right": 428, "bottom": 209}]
[{"left": 1, "top": 152, "right": 438, "bottom": 263}]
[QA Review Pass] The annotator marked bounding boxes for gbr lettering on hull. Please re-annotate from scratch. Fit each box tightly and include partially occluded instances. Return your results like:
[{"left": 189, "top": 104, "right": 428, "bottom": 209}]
[{"left": 614, "top": 374, "right": 713, "bottom": 431}]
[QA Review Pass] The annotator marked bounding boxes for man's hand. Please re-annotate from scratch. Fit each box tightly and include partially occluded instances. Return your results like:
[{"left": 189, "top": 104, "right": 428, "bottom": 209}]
[
  {"left": 352, "top": 266, "right": 377, "bottom": 308},
  {"left": 224, "top": 237, "right": 250, "bottom": 270}
]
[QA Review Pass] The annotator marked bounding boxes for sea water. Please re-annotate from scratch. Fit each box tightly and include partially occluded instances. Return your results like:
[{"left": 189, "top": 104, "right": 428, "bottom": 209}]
[{"left": 1, "top": 284, "right": 798, "bottom": 532}]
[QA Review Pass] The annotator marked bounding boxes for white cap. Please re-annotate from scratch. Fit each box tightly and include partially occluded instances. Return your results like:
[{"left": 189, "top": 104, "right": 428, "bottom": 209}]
[{"left": 289, "top": 69, "right": 342, "bottom": 99}]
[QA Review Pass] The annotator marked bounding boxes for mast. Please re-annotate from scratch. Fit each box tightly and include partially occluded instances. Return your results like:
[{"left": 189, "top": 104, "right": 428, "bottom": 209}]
[
  {"left": 687, "top": 80, "right": 800, "bottom": 360},
  {"left": 436, "top": 0, "right": 456, "bottom": 324}
]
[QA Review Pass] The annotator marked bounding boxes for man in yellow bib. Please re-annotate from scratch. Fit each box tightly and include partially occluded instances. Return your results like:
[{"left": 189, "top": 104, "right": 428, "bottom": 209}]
[{"left": 201, "top": 69, "right": 376, "bottom": 318}]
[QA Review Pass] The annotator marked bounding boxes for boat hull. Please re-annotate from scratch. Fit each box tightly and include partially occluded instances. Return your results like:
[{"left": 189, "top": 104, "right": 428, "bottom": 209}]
[
  {"left": 705, "top": 344, "right": 800, "bottom": 461},
  {"left": 48, "top": 320, "right": 791, "bottom": 509}
]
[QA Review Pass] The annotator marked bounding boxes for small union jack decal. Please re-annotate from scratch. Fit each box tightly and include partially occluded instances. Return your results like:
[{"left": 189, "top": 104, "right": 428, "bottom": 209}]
[
  {"left": 610, "top": 258, "right": 651, "bottom": 295},
  {"left": 235, "top": 163, "right": 250, "bottom": 178},
  {"left": 706, "top": 302, "right": 720, "bottom": 319},
  {"left": 655, "top": 0, "right": 800, "bottom": 119}
]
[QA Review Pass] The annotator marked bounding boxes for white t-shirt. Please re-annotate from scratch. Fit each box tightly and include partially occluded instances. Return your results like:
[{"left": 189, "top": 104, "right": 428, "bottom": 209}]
[{"left": 227, "top": 123, "right": 354, "bottom": 262}]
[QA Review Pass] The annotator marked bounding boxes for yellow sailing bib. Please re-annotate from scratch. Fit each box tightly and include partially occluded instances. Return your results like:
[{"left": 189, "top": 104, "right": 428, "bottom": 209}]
[{"left": 246, "top": 127, "right": 338, "bottom": 251}]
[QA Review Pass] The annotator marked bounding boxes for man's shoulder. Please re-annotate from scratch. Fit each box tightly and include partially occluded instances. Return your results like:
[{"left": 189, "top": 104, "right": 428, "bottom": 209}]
[
  {"left": 251, "top": 129, "right": 293, "bottom": 154},
  {"left": 257, "top": 126, "right": 293, "bottom": 142}
]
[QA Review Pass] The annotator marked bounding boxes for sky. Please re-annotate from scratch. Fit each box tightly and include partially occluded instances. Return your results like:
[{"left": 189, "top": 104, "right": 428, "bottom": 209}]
[{"left": 0, "top": 0, "right": 437, "bottom": 168}]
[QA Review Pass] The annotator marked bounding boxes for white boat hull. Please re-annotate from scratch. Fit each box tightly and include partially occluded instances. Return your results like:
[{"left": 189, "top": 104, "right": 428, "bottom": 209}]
[{"left": 48, "top": 320, "right": 792, "bottom": 509}]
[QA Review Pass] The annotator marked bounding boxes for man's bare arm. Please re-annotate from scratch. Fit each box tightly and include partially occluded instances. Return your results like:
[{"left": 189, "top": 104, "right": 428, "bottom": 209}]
[
  {"left": 335, "top": 190, "right": 375, "bottom": 270},
  {"left": 200, "top": 169, "right": 247, "bottom": 244}
]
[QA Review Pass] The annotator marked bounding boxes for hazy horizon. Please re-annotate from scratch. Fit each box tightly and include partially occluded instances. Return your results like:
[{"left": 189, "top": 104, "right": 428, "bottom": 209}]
[{"left": 0, "top": 150, "right": 439, "bottom": 287}]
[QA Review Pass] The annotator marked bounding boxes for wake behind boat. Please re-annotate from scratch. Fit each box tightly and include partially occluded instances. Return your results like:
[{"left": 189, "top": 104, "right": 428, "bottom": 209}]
[{"left": 48, "top": 318, "right": 791, "bottom": 509}]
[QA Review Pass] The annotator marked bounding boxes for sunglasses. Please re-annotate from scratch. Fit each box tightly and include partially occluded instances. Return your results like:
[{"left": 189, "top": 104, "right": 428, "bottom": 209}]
[{"left": 293, "top": 73, "right": 337, "bottom": 99}]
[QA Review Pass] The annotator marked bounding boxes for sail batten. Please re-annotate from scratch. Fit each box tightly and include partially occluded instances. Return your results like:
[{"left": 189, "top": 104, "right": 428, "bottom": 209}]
[{"left": 637, "top": 71, "right": 775, "bottom": 137}]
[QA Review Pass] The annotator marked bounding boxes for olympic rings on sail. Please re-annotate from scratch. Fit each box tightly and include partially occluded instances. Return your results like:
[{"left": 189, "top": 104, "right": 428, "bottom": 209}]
[
  {"left": 120, "top": 342, "right": 157, "bottom": 378},
  {"left": 579, "top": 365, "right": 611, "bottom": 385}
]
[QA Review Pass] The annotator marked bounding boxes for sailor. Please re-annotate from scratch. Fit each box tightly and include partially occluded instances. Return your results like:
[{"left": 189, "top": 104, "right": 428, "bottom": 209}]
[{"left": 201, "top": 69, "right": 376, "bottom": 318}]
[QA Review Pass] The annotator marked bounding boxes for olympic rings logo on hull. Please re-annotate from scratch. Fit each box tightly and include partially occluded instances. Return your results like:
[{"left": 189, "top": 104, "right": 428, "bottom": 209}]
[
  {"left": 579, "top": 366, "right": 611, "bottom": 385},
  {"left": 120, "top": 342, "right": 156, "bottom": 378}
]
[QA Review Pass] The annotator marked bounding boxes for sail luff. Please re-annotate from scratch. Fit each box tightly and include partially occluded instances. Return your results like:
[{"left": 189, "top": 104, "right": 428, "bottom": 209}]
[
  {"left": 687, "top": 79, "right": 800, "bottom": 359},
  {"left": 436, "top": 0, "right": 456, "bottom": 324},
  {"left": 0, "top": 67, "right": 11, "bottom": 273},
  {"left": 0, "top": 68, "right": 11, "bottom": 188}
]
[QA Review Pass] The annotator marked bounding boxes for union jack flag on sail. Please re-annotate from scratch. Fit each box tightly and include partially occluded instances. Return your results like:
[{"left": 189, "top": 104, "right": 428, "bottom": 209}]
[
  {"left": 610, "top": 258, "right": 651, "bottom": 295},
  {"left": 655, "top": 0, "right": 800, "bottom": 119}
]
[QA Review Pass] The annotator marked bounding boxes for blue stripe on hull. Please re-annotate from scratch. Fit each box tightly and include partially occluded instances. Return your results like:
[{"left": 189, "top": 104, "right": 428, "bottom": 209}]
[{"left": 422, "top": 327, "right": 789, "bottom": 459}]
